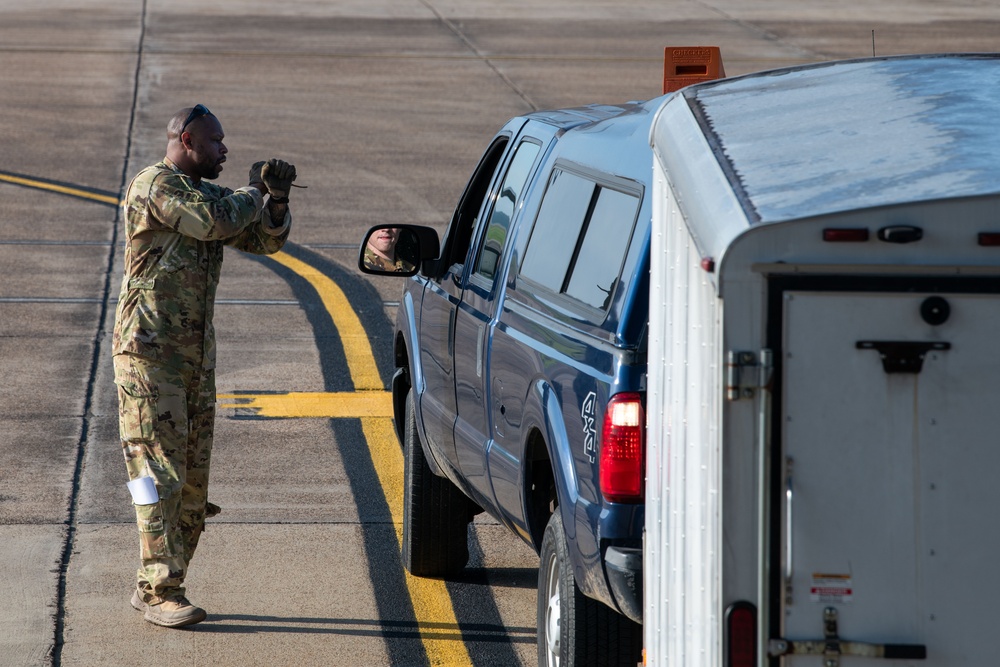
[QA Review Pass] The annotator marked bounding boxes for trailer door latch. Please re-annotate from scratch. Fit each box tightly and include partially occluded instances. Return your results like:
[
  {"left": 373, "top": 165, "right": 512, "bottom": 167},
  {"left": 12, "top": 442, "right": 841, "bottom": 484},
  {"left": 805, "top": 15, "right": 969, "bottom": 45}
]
[
  {"left": 856, "top": 340, "right": 950, "bottom": 374},
  {"left": 768, "top": 607, "right": 927, "bottom": 665}
]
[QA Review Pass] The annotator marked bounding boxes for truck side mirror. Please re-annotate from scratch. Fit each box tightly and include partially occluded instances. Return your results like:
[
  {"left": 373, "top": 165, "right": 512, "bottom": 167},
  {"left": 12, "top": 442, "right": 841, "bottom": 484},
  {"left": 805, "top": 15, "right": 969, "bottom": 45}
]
[{"left": 358, "top": 224, "right": 440, "bottom": 277}]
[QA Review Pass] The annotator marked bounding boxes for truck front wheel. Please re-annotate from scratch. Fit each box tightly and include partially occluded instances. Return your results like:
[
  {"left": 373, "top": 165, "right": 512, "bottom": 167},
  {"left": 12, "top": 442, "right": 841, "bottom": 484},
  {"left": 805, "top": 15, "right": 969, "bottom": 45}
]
[
  {"left": 537, "top": 511, "right": 642, "bottom": 667},
  {"left": 402, "top": 388, "right": 476, "bottom": 576}
]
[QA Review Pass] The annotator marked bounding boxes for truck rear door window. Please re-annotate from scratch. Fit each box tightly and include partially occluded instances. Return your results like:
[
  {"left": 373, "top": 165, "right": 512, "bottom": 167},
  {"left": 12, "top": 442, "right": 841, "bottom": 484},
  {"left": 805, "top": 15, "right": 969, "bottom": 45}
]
[{"left": 520, "top": 168, "right": 640, "bottom": 311}]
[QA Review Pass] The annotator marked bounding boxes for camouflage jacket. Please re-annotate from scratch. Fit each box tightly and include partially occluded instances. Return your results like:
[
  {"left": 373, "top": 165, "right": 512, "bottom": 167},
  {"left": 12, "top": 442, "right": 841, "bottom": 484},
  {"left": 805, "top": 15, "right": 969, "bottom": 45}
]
[
  {"left": 113, "top": 158, "right": 290, "bottom": 371},
  {"left": 363, "top": 246, "right": 415, "bottom": 273}
]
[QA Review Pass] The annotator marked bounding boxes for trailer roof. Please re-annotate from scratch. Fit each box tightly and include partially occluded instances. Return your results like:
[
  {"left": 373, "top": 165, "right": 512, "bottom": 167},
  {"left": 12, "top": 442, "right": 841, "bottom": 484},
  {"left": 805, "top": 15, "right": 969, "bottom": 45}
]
[{"left": 657, "top": 54, "right": 1000, "bottom": 226}]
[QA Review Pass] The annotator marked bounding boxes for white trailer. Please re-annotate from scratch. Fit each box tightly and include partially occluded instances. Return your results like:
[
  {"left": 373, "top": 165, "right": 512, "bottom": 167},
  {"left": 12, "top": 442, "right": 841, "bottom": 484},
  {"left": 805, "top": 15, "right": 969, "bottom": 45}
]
[{"left": 644, "top": 53, "right": 1000, "bottom": 666}]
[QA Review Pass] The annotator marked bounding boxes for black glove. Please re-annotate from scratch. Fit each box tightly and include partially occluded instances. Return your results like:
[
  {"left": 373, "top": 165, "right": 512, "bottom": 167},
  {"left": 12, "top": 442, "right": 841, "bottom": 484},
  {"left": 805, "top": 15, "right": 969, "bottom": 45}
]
[
  {"left": 262, "top": 159, "right": 296, "bottom": 201},
  {"left": 248, "top": 160, "right": 267, "bottom": 192}
]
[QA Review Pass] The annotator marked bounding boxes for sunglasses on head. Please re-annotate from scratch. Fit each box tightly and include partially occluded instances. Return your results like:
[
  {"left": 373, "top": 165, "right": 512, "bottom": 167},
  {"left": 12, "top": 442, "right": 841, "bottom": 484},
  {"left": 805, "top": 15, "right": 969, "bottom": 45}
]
[{"left": 181, "top": 104, "right": 211, "bottom": 131}]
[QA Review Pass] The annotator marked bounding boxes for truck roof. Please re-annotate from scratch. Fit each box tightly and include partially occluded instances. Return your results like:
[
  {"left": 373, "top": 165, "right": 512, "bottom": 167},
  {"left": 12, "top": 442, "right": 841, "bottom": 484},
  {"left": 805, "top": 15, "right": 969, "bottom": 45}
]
[
  {"left": 526, "top": 99, "right": 664, "bottom": 184},
  {"left": 651, "top": 53, "right": 1000, "bottom": 268}
]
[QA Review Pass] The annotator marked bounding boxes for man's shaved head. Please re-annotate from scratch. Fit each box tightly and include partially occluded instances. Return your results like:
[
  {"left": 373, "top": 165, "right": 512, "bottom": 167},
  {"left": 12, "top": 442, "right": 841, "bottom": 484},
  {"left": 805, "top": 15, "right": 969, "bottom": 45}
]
[{"left": 167, "top": 106, "right": 215, "bottom": 140}]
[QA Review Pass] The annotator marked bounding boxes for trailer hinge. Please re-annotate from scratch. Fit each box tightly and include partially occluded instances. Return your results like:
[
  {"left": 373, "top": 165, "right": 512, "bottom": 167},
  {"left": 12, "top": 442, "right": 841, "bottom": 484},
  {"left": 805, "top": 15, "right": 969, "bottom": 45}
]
[
  {"left": 726, "top": 350, "right": 769, "bottom": 401},
  {"left": 768, "top": 607, "right": 927, "bottom": 665}
]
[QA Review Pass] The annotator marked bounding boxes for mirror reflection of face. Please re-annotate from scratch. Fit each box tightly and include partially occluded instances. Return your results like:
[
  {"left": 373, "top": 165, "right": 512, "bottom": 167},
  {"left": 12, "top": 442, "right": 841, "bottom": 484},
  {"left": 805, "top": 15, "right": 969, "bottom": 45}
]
[{"left": 368, "top": 227, "right": 400, "bottom": 259}]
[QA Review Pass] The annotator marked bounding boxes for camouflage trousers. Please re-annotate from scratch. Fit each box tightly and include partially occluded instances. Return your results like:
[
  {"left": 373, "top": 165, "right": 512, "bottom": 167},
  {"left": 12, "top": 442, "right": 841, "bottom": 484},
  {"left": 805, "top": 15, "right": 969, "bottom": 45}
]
[{"left": 113, "top": 353, "right": 216, "bottom": 604}]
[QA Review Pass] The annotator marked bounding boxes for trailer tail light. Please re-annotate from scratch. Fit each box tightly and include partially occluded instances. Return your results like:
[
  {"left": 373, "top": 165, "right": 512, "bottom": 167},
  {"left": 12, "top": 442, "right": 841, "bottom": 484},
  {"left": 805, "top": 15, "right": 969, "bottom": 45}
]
[
  {"left": 823, "top": 228, "right": 869, "bottom": 242},
  {"left": 600, "top": 393, "right": 645, "bottom": 502},
  {"left": 726, "top": 601, "right": 757, "bottom": 667},
  {"left": 978, "top": 232, "right": 1000, "bottom": 246}
]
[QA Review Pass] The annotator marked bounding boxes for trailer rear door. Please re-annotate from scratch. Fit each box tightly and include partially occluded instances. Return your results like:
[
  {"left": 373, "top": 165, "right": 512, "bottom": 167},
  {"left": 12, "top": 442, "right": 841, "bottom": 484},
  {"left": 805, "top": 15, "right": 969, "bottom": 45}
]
[{"left": 776, "top": 286, "right": 1000, "bottom": 666}]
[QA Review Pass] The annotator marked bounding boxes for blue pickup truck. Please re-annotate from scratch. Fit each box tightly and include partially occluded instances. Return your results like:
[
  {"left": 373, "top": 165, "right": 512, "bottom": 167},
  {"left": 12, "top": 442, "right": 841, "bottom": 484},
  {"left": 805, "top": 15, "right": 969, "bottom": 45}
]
[{"left": 360, "top": 97, "right": 661, "bottom": 667}]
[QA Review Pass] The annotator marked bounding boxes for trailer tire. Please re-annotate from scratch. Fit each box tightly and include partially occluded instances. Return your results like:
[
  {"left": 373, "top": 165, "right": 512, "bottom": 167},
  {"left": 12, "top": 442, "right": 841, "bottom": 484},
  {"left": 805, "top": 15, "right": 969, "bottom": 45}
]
[
  {"left": 402, "top": 388, "right": 475, "bottom": 577},
  {"left": 537, "top": 511, "right": 643, "bottom": 667}
]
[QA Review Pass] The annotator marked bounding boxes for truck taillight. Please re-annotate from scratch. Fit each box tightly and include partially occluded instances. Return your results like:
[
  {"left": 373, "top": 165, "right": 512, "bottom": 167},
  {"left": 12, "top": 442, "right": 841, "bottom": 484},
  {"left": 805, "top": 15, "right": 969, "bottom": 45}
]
[
  {"left": 726, "top": 602, "right": 757, "bottom": 667},
  {"left": 599, "top": 393, "right": 645, "bottom": 502}
]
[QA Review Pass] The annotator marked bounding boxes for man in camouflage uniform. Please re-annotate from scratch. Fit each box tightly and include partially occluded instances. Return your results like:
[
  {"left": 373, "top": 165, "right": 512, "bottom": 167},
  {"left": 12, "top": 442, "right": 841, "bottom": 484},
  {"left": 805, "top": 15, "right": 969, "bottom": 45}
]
[
  {"left": 113, "top": 104, "right": 297, "bottom": 628},
  {"left": 363, "top": 226, "right": 415, "bottom": 272}
]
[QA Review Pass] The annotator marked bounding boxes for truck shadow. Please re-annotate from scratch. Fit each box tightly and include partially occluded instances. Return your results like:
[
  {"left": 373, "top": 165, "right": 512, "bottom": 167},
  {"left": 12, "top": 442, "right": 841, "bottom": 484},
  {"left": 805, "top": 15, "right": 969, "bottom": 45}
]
[{"left": 450, "top": 566, "right": 538, "bottom": 591}]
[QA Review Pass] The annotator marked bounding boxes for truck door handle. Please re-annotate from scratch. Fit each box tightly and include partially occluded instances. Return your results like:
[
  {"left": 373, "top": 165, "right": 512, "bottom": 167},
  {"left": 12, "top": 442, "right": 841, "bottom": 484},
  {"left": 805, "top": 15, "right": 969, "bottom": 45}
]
[
  {"left": 476, "top": 323, "right": 484, "bottom": 378},
  {"left": 448, "top": 308, "right": 456, "bottom": 356},
  {"left": 784, "top": 465, "right": 793, "bottom": 583}
]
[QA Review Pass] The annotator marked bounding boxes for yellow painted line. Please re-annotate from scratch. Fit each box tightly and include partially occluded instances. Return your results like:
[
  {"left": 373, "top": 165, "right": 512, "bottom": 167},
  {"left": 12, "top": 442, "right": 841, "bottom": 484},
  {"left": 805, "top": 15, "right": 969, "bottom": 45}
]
[
  {"left": 218, "top": 390, "right": 392, "bottom": 418},
  {"left": 0, "top": 172, "right": 120, "bottom": 206},
  {"left": 265, "top": 251, "right": 473, "bottom": 665},
  {"left": 268, "top": 251, "right": 383, "bottom": 391}
]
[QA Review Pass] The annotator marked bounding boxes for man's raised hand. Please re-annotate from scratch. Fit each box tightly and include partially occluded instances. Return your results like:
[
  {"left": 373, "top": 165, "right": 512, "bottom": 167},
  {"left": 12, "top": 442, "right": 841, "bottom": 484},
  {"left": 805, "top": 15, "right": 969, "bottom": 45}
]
[{"left": 262, "top": 159, "right": 296, "bottom": 201}]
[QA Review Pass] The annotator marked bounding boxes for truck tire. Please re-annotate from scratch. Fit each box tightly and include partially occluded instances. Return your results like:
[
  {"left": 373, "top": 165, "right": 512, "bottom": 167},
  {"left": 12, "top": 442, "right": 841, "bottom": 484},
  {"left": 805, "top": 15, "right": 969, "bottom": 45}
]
[
  {"left": 402, "top": 388, "right": 475, "bottom": 577},
  {"left": 537, "top": 511, "right": 642, "bottom": 667}
]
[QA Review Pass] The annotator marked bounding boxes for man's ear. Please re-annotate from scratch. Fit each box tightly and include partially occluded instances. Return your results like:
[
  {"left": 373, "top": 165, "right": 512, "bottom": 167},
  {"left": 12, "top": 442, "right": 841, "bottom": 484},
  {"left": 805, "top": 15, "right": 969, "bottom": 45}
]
[{"left": 180, "top": 130, "right": 194, "bottom": 150}]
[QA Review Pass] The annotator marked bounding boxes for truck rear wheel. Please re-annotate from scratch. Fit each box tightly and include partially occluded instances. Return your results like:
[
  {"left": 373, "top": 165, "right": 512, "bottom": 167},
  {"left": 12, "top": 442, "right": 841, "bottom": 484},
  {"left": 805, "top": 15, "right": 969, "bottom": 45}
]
[
  {"left": 537, "top": 511, "right": 642, "bottom": 667},
  {"left": 402, "top": 389, "right": 475, "bottom": 576}
]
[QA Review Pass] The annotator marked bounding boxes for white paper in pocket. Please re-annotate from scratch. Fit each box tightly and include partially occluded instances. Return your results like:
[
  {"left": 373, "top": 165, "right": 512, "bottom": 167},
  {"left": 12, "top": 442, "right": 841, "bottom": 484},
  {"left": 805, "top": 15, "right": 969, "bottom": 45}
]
[{"left": 127, "top": 476, "right": 159, "bottom": 505}]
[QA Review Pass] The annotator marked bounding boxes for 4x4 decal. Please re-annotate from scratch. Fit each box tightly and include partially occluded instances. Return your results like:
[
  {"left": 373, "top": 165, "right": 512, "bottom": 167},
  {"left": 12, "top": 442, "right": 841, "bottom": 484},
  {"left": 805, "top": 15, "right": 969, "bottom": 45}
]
[{"left": 582, "top": 391, "right": 598, "bottom": 463}]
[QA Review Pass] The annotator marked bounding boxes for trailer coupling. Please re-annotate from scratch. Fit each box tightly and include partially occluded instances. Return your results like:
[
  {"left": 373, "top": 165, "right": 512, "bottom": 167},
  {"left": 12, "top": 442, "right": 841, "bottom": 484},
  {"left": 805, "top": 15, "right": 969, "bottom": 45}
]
[{"left": 768, "top": 607, "right": 926, "bottom": 665}]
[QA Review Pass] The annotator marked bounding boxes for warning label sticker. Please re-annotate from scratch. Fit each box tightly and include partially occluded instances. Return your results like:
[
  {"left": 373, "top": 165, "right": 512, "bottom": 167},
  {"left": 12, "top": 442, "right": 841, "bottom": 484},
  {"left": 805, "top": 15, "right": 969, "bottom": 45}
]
[{"left": 810, "top": 574, "right": 853, "bottom": 603}]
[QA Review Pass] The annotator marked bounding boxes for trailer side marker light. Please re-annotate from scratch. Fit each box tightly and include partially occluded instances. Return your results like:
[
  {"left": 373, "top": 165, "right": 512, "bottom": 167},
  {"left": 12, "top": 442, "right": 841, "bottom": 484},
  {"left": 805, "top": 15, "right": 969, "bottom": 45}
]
[
  {"left": 978, "top": 232, "right": 1000, "bottom": 246},
  {"left": 823, "top": 228, "right": 869, "bottom": 242},
  {"left": 701, "top": 256, "right": 715, "bottom": 272},
  {"left": 726, "top": 601, "right": 757, "bottom": 667}
]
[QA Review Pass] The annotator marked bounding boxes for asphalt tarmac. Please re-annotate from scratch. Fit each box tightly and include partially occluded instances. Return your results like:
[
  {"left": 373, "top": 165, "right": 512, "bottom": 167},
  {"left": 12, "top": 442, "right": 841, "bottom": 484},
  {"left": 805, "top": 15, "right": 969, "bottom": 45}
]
[{"left": 2, "top": 1, "right": 998, "bottom": 665}]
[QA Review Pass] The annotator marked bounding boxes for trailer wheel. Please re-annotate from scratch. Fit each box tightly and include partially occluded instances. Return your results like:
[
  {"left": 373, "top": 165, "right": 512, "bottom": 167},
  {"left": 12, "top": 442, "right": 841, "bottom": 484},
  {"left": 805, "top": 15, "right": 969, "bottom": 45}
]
[
  {"left": 538, "top": 511, "right": 642, "bottom": 667},
  {"left": 402, "top": 388, "right": 475, "bottom": 576}
]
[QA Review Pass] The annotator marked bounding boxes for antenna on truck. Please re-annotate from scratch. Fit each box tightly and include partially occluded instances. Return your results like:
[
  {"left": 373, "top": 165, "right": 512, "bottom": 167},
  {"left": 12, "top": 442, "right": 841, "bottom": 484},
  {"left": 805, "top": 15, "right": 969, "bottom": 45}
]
[{"left": 662, "top": 46, "right": 725, "bottom": 94}]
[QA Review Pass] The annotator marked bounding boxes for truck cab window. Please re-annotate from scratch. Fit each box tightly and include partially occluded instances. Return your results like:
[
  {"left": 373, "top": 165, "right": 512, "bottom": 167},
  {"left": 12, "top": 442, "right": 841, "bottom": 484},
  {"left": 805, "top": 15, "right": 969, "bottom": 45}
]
[
  {"left": 445, "top": 137, "right": 509, "bottom": 267},
  {"left": 564, "top": 187, "right": 638, "bottom": 309},
  {"left": 520, "top": 168, "right": 639, "bottom": 312},
  {"left": 474, "top": 140, "right": 541, "bottom": 280},
  {"left": 519, "top": 169, "right": 593, "bottom": 289}
]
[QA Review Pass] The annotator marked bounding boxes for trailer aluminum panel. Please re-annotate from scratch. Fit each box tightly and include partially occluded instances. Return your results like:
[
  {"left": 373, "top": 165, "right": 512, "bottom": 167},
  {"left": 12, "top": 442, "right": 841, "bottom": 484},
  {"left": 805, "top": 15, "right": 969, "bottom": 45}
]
[
  {"left": 646, "top": 163, "right": 724, "bottom": 667},
  {"left": 694, "top": 55, "right": 1000, "bottom": 223}
]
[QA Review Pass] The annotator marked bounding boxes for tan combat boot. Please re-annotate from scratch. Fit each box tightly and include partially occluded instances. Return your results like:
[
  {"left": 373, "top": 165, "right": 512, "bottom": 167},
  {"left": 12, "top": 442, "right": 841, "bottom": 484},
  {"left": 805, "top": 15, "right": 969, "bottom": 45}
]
[{"left": 132, "top": 591, "right": 207, "bottom": 628}]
